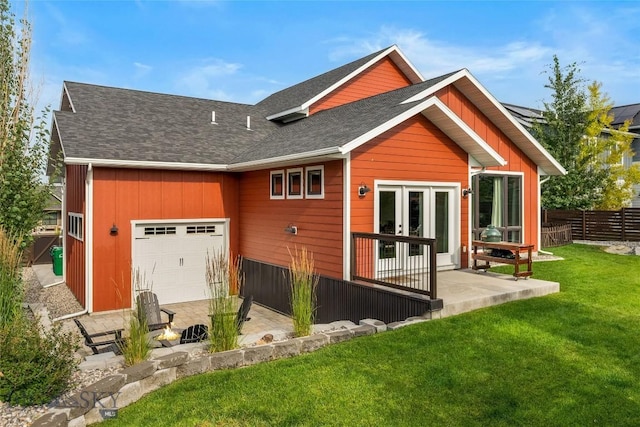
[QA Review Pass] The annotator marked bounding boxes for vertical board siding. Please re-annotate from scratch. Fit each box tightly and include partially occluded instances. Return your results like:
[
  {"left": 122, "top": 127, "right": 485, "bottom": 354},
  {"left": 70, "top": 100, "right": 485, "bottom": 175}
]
[
  {"left": 243, "top": 258, "right": 432, "bottom": 324},
  {"left": 437, "top": 86, "right": 540, "bottom": 249},
  {"left": 91, "top": 168, "right": 239, "bottom": 312},
  {"left": 65, "top": 165, "right": 87, "bottom": 307},
  {"left": 310, "top": 57, "right": 412, "bottom": 115},
  {"left": 350, "top": 115, "right": 470, "bottom": 267},
  {"left": 239, "top": 160, "right": 344, "bottom": 279}
]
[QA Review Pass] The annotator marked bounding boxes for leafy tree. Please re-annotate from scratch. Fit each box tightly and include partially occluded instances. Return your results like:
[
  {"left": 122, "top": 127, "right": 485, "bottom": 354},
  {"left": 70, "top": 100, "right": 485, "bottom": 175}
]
[
  {"left": 583, "top": 82, "right": 640, "bottom": 209},
  {"left": 534, "top": 56, "right": 639, "bottom": 210},
  {"left": 0, "top": 0, "right": 51, "bottom": 243}
]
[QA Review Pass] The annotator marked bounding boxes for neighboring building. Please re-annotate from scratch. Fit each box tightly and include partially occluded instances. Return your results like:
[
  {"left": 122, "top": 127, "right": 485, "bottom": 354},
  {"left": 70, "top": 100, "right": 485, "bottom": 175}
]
[
  {"left": 48, "top": 46, "right": 565, "bottom": 313},
  {"left": 35, "top": 184, "right": 63, "bottom": 234},
  {"left": 503, "top": 102, "right": 640, "bottom": 208}
]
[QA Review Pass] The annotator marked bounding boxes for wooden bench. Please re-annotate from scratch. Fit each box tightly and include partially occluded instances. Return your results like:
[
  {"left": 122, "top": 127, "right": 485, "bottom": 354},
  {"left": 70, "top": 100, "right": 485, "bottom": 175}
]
[{"left": 471, "top": 240, "right": 534, "bottom": 280}]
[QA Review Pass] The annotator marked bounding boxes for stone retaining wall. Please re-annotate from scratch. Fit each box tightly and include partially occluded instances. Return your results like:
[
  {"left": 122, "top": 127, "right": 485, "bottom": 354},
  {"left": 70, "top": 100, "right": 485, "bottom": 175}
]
[{"left": 31, "top": 317, "right": 428, "bottom": 426}]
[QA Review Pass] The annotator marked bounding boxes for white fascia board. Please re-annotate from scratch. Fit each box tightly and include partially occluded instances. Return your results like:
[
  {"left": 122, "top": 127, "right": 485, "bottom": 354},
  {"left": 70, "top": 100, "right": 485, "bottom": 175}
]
[
  {"left": 388, "top": 46, "right": 425, "bottom": 83},
  {"left": 401, "top": 70, "right": 468, "bottom": 104},
  {"left": 458, "top": 71, "right": 567, "bottom": 176},
  {"left": 340, "top": 96, "right": 506, "bottom": 167},
  {"left": 64, "top": 157, "right": 228, "bottom": 171},
  {"left": 61, "top": 82, "right": 76, "bottom": 113},
  {"left": 229, "top": 147, "right": 344, "bottom": 171},
  {"left": 266, "top": 106, "right": 309, "bottom": 121},
  {"left": 52, "top": 115, "right": 67, "bottom": 158}
]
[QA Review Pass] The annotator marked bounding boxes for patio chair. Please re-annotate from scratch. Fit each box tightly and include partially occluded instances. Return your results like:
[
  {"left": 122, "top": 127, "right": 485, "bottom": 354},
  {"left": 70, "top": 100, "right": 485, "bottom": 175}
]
[
  {"left": 179, "top": 323, "right": 209, "bottom": 344},
  {"left": 136, "top": 290, "right": 176, "bottom": 331},
  {"left": 73, "top": 318, "right": 124, "bottom": 355},
  {"left": 209, "top": 295, "right": 253, "bottom": 334}
]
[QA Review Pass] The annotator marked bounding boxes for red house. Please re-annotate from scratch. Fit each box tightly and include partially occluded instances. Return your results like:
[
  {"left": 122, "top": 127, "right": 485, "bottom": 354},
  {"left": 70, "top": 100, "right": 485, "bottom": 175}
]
[{"left": 48, "top": 46, "right": 565, "bottom": 314}]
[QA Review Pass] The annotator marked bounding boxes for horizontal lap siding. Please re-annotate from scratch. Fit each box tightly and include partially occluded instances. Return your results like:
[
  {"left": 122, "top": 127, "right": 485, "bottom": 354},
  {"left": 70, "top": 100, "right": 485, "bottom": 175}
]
[
  {"left": 65, "top": 165, "right": 87, "bottom": 307},
  {"left": 350, "top": 115, "right": 470, "bottom": 266},
  {"left": 92, "top": 168, "right": 239, "bottom": 312},
  {"left": 438, "top": 86, "right": 539, "bottom": 249},
  {"left": 239, "top": 160, "right": 343, "bottom": 279},
  {"left": 310, "top": 58, "right": 412, "bottom": 115}
]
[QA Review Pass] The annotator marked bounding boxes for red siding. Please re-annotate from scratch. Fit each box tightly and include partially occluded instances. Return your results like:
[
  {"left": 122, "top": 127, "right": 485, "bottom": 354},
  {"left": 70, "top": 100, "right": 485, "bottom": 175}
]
[
  {"left": 65, "top": 165, "right": 87, "bottom": 307},
  {"left": 91, "top": 168, "right": 239, "bottom": 312},
  {"left": 239, "top": 161, "right": 344, "bottom": 279},
  {"left": 350, "top": 115, "right": 470, "bottom": 267},
  {"left": 437, "top": 86, "right": 540, "bottom": 249},
  {"left": 310, "top": 57, "right": 412, "bottom": 115}
]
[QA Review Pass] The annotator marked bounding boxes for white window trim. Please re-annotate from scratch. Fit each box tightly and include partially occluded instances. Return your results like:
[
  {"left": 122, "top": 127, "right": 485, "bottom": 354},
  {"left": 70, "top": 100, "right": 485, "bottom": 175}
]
[
  {"left": 305, "top": 165, "right": 325, "bottom": 199},
  {"left": 270, "top": 170, "right": 285, "bottom": 200},
  {"left": 68, "top": 212, "right": 83, "bottom": 241},
  {"left": 287, "top": 168, "right": 304, "bottom": 199}
]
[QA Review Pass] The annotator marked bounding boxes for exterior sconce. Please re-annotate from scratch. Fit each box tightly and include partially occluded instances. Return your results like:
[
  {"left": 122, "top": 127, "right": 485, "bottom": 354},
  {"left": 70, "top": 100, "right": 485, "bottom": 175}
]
[
  {"left": 462, "top": 187, "right": 473, "bottom": 198},
  {"left": 110, "top": 224, "right": 119, "bottom": 236},
  {"left": 284, "top": 224, "right": 298, "bottom": 235},
  {"left": 358, "top": 183, "right": 371, "bottom": 197}
]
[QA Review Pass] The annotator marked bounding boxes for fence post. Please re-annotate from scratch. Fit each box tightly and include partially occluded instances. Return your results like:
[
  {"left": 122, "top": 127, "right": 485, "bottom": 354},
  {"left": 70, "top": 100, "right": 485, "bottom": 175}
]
[
  {"left": 430, "top": 240, "right": 437, "bottom": 299},
  {"left": 621, "top": 208, "right": 626, "bottom": 241},
  {"left": 350, "top": 234, "right": 356, "bottom": 281},
  {"left": 582, "top": 210, "right": 586, "bottom": 240}
]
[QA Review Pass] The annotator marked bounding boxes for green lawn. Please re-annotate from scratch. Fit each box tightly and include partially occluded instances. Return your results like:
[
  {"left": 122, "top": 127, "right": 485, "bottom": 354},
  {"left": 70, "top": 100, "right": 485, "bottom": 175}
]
[{"left": 103, "top": 244, "right": 640, "bottom": 426}]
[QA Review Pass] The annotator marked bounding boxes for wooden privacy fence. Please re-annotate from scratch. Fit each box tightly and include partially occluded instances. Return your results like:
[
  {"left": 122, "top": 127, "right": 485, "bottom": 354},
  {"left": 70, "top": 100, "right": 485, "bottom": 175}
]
[{"left": 542, "top": 208, "right": 640, "bottom": 242}]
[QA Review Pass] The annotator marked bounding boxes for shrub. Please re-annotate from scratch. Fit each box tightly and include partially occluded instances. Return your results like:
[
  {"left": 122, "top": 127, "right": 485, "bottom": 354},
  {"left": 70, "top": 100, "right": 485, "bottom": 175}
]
[
  {"left": 0, "top": 316, "right": 79, "bottom": 406},
  {"left": 206, "top": 251, "right": 239, "bottom": 352},
  {"left": 0, "top": 227, "right": 23, "bottom": 329},
  {"left": 119, "top": 269, "right": 151, "bottom": 366},
  {"left": 288, "top": 246, "right": 318, "bottom": 337}
]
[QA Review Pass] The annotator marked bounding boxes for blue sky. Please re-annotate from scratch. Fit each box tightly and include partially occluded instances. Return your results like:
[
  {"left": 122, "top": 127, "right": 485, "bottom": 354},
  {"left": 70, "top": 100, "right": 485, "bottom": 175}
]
[{"left": 14, "top": 1, "right": 640, "bottom": 116}]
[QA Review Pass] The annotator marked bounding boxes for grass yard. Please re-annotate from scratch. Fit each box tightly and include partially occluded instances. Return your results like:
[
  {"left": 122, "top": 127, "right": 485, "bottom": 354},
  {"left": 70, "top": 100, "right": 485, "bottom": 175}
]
[{"left": 103, "top": 244, "right": 640, "bottom": 426}]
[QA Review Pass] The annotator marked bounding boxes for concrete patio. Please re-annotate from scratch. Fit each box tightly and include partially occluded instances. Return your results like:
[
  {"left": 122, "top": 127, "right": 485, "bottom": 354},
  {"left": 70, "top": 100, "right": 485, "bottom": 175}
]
[{"left": 31, "top": 261, "right": 560, "bottom": 349}]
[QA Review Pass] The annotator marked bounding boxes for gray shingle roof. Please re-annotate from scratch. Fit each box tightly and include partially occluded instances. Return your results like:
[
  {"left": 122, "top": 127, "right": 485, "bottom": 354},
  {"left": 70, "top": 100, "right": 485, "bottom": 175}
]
[
  {"left": 256, "top": 47, "right": 391, "bottom": 118},
  {"left": 611, "top": 103, "right": 640, "bottom": 128},
  {"left": 232, "top": 73, "right": 458, "bottom": 164},
  {"left": 57, "top": 82, "right": 279, "bottom": 165},
  {"left": 56, "top": 69, "right": 457, "bottom": 168}
]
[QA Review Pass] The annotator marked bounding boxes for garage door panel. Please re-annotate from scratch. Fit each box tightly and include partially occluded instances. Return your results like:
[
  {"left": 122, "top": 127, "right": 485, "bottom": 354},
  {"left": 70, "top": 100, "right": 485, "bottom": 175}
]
[{"left": 133, "top": 221, "right": 227, "bottom": 305}]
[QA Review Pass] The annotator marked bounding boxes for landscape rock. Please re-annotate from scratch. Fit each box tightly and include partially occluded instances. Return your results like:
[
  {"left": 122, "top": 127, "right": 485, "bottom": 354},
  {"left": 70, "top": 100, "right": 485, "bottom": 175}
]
[
  {"left": 359, "top": 318, "right": 387, "bottom": 332},
  {"left": 209, "top": 349, "right": 244, "bottom": 370}
]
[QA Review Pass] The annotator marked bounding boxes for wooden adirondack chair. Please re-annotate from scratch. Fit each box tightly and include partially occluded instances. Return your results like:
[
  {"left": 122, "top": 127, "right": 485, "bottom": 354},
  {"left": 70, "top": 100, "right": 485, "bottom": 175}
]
[
  {"left": 136, "top": 291, "right": 176, "bottom": 331},
  {"left": 73, "top": 319, "right": 124, "bottom": 355}
]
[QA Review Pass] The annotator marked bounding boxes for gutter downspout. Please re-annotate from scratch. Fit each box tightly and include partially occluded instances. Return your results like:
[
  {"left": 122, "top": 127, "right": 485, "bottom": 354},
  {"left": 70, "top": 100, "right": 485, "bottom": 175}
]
[{"left": 538, "top": 173, "right": 553, "bottom": 255}]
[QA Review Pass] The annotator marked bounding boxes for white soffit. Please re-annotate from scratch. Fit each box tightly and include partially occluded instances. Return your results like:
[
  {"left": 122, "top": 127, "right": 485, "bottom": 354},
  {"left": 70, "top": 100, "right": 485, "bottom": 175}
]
[{"left": 453, "top": 73, "right": 566, "bottom": 176}]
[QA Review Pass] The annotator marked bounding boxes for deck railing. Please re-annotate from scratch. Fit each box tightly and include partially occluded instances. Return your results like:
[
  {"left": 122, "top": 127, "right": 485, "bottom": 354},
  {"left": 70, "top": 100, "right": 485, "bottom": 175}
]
[{"left": 350, "top": 232, "right": 438, "bottom": 299}]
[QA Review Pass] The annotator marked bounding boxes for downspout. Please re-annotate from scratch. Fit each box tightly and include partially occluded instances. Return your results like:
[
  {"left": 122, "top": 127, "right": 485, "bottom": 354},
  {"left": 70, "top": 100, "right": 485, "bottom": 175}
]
[
  {"left": 343, "top": 154, "right": 351, "bottom": 280},
  {"left": 538, "top": 173, "right": 553, "bottom": 255}
]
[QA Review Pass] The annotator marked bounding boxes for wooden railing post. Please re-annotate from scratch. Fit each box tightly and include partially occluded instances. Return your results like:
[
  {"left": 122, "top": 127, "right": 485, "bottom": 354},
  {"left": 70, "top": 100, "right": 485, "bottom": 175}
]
[
  {"left": 430, "top": 239, "right": 437, "bottom": 299},
  {"left": 582, "top": 210, "right": 586, "bottom": 240}
]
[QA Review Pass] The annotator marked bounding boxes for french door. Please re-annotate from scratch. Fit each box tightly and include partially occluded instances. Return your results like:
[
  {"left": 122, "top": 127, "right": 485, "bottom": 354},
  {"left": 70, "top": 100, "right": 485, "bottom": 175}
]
[{"left": 377, "top": 184, "right": 457, "bottom": 272}]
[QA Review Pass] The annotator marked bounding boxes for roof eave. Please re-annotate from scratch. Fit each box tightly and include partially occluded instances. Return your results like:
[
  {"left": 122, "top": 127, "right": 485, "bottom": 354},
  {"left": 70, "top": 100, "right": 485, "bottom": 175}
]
[
  {"left": 340, "top": 97, "right": 506, "bottom": 167},
  {"left": 229, "top": 147, "right": 344, "bottom": 172},
  {"left": 64, "top": 157, "right": 229, "bottom": 172}
]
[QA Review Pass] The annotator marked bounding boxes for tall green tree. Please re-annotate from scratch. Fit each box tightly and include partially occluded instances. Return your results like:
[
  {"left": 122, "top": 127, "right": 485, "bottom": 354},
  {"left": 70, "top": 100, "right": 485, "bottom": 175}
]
[
  {"left": 583, "top": 82, "right": 640, "bottom": 209},
  {"left": 0, "top": 0, "right": 51, "bottom": 243},
  {"left": 533, "top": 56, "right": 603, "bottom": 209},
  {"left": 533, "top": 56, "right": 639, "bottom": 210}
]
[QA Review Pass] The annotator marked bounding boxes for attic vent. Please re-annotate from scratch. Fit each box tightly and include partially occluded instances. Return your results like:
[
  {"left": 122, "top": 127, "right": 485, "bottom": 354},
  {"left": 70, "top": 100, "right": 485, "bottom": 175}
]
[
  {"left": 144, "top": 226, "right": 177, "bottom": 236},
  {"left": 246, "top": 115, "right": 251, "bottom": 131},
  {"left": 211, "top": 111, "right": 217, "bottom": 125}
]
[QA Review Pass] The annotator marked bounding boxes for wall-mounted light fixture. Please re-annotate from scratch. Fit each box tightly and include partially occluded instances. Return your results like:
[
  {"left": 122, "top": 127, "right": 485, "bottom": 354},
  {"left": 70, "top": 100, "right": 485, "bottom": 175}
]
[
  {"left": 462, "top": 187, "right": 473, "bottom": 198},
  {"left": 110, "top": 224, "right": 119, "bottom": 236},
  {"left": 284, "top": 224, "right": 298, "bottom": 235},
  {"left": 358, "top": 183, "right": 371, "bottom": 197}
]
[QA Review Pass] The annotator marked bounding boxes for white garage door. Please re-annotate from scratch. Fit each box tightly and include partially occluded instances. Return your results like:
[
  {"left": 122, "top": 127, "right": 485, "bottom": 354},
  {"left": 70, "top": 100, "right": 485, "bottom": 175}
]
[{"left": 132, "top": 221, "right": 228, "bottom": 305}]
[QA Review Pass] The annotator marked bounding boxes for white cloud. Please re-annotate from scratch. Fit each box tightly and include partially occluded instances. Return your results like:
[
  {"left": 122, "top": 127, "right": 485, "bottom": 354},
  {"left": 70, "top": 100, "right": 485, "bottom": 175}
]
[
  {"left": 176, "top": 59, "right": 242, "bottom": 100},
  {"left": 133, "top": 62, "right": 153, "bottom": 79}
]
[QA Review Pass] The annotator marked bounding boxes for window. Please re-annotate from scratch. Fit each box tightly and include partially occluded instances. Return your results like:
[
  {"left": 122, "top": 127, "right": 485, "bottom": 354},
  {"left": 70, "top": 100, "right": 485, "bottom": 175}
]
[
  {"left": 305, "top": 166, "right": 324, "bottom": 198},
  {"left": 42, "top": 212, "right": 59, "bottom": 226},
  {"left": 186, "top": 225, "right": 216, "bottom": 234},
  {"left": 270, "top": 170, "right": 284, "bottom": 199},
  {"left": 68, "top": 213, "right": 83, "bottom": 241},
  {"left": 472, "top": 174, "right": 522, "bottom": 243},
  {"left": 144, "top": 226, "right": 176, "bottom": 236},
  {"left": 287, "top": 168, "right": 303, "bottom": 199}
]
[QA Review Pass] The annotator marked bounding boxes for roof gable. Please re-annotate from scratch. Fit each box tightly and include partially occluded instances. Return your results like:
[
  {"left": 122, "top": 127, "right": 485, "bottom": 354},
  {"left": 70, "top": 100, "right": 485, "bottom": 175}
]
[{"left": 257, "top": 45, "right": 423, "bottom": 121}]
